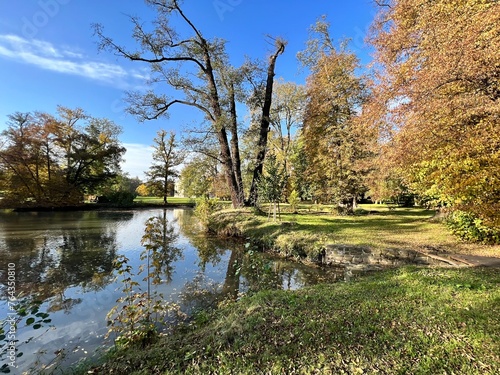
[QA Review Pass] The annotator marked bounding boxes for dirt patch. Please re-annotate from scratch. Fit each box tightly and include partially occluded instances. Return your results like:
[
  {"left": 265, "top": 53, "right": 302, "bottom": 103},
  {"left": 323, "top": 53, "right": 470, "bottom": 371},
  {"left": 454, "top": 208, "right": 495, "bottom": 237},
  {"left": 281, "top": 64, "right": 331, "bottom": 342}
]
[{"left": 447, "top": 254, "right": 500, "bottom": 267}]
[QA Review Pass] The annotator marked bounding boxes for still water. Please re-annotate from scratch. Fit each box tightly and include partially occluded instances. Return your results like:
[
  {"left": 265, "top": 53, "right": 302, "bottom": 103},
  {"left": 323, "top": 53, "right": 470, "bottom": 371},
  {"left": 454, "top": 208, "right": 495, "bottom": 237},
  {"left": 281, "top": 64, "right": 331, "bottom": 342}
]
[{"left": 0, "top": 208, "right": 342, "bottom": 373}]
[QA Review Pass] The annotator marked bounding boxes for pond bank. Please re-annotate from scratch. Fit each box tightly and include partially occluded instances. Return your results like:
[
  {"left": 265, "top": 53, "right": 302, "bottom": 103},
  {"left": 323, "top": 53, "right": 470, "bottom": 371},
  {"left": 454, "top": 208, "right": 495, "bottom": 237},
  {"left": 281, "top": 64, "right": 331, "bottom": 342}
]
[
  {"left": 73, "top": 267, "right": 500, "bottom": 374},
  {"left": 207, "top": 208, "right": 500, "bottom": 269},
  {"left": 67, "top": 206, "right": 500, "bottom": 374},
  {"left": 7, "top": 201, "right": 195, "bottom": 212}
]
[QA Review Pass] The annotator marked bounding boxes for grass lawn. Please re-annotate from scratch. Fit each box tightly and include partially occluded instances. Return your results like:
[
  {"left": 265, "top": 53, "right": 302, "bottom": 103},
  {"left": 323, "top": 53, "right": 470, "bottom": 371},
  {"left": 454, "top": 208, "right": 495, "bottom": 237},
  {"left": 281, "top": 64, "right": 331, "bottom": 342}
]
[
  {"left": 72, "top": 267, "right": 500, "bottom": 374},
  {"left": 209, "top": 204, "right": 500, "bottom": 258},
  {"left": 133, "top": 196, "right": 195, "bottom": 205}
]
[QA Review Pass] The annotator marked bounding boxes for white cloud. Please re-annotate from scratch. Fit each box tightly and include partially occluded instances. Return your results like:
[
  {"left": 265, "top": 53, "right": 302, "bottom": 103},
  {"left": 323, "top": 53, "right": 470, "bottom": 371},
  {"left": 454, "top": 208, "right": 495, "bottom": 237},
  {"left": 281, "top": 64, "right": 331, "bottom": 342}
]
[
  {"left": 0, "top": 34, "right": 147, "bottom": 87},
  {"left": 121, "top": 143, "right": 154, "bottom": 180}
]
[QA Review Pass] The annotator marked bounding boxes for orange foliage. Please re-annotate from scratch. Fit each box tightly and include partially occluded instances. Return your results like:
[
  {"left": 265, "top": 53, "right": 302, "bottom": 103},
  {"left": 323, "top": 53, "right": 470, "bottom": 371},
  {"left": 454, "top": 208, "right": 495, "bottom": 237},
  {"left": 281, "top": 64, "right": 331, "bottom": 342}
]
[{"left": 367, "top": 0, "right": 500, "bottom": 226}]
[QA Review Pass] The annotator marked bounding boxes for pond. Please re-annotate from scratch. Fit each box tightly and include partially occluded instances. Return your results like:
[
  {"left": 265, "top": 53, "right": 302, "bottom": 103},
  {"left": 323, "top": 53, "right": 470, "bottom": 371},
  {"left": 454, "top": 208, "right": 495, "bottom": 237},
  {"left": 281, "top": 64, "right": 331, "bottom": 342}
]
[{"left": 0, "top": 208, "right": 345, "bottom": 373}]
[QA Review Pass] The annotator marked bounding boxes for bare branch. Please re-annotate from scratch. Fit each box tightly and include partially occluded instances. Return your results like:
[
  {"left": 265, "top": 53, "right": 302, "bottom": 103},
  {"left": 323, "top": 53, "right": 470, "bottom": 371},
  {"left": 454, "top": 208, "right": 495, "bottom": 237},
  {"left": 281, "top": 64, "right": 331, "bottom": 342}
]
[
  {"left": 93, "top": 23, "right": 206, "bottom": 71},
  {"left": 374, "top": 0, "right": 392, "bottom": 8},
  {"left": 126, "top": 91, "right": 215, "bottom": 122}
]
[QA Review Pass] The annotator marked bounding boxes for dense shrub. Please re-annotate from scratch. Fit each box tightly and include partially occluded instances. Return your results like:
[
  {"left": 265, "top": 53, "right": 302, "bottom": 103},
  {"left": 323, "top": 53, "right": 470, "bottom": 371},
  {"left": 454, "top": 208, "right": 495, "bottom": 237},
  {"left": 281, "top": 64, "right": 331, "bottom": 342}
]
[
  {"left": 105, "top": 190, "right": 137, "bottom": 206},
  {"left": 446, "top": 211, "right": 500, "bottom": 244},
  {"left": 194, "top": 197, "right": 221, "bottom": 230}
]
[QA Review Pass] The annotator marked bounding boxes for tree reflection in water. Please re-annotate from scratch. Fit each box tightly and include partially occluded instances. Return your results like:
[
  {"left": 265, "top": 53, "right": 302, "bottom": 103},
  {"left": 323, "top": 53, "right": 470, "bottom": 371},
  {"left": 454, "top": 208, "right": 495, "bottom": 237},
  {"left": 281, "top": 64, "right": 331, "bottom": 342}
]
[
  {"left": 0, "top": 210, "right": 130, "bottom": 370},
  {"left": 0, "top": 208, "right": 342, "bottom": 373},
  {"left": 141, "top": 209, "right": 183, "bottom": 285},
  {"left": 173, "top": 209, "right": 342, "bottom": 314},
  {"left": 0, "top": 211, "right": 129, "bottom": 312},
  {"left": 106, "top": 210, "right": 185, "bottom": 346}
]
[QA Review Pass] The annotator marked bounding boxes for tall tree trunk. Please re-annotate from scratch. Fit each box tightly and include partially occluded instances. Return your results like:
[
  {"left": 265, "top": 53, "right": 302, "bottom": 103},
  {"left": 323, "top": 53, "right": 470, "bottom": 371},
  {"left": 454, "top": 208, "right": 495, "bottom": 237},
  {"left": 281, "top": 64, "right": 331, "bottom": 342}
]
[
  {"left": 228, "top": 83, "right": 245, "bottom": 205},
  {"left": 204, "top": 45, "right": 244, "bottom": 208},
  {"left": 163, "top": 171, "right": 168, "bottom": 205},
  {"left": 216, "top": 128, "right": 243, "bottom": 207},
  {"left": 248, "top": 42, "right": 285, "bottom": 205}
]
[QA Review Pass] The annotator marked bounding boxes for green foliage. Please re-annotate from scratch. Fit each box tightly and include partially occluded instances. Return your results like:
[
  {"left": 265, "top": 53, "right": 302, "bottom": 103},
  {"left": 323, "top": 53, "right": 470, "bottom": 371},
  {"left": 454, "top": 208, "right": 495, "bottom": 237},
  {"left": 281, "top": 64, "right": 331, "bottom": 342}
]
[
  {"left": 257, "top": 155, "right": 287, "bottom": 204},
  {"left": 0, "top": 296, "right": 52, "bottom": 373},
  {"left": 288, "top": 136, "right": 313, "bottom": 201},
  {"left": 105, "top": 190, "right": 137, "bottom": 206},
  {"left": 179, "top": 155, "right": 217, "bottom": 198},
  {"left": 446, "top": 211, "right": 500, "bottom": 244},
  {"left": 106, "top": 215, "right": 185, "bottom": 348},
  {"left": 194, "top": 197, "right": 222, "bottom": 230},
  {"left": 257, "top": 155, "right": 287, "bottom": 221},
  {"left": 287, "top": 190, "right": 300, "bottom": 213}
]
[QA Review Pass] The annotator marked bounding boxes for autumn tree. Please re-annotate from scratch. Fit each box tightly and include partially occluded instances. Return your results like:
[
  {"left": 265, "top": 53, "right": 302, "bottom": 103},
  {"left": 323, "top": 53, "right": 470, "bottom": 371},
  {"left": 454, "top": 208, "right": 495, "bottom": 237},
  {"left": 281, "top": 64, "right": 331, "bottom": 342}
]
[
  {"left": 368, "top": 0, "right": 500, "bottom": 227},
  {"left": 300, "top": 19, "right": 371, "bottom": 213},
  {"left": 136, "top": 183, "right": 151, "bottom": 197},
  {"left": 94, "top": 0, "right": 284, "bottom": 208},
  {"left": 146, "top": 130, "right": 184, "bottom": 204},
  {"left": 0, "top": 107, "right": 125, "bottom": 207}
]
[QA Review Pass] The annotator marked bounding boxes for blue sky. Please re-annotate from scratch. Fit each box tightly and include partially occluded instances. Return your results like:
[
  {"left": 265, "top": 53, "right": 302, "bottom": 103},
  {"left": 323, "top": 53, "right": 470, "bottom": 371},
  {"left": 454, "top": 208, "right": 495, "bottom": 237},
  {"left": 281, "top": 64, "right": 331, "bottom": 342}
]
[{"left": 0, "top": 0, "right": 377, "bottom": 179}]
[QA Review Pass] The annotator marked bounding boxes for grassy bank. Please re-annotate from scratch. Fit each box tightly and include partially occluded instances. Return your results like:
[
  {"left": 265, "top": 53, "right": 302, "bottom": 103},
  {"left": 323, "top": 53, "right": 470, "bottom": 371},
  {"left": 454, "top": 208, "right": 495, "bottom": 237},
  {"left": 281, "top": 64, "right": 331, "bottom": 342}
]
[
  {"left": 208, "top": 204, "right": 500, "bottom": 259},
  {"left": 73, "top": 267, "right": 500, "bottom": 374}
]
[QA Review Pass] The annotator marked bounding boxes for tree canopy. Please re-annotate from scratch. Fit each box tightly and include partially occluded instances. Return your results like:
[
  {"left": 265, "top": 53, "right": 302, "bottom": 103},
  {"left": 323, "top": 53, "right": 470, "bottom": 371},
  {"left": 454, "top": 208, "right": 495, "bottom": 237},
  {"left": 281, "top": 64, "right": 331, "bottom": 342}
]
[
  {"left": 0, "top": 107, "right": 125, "bottom": 207},
  {"left": 367, "top": 0, "right": 500, "bottom": 226}
]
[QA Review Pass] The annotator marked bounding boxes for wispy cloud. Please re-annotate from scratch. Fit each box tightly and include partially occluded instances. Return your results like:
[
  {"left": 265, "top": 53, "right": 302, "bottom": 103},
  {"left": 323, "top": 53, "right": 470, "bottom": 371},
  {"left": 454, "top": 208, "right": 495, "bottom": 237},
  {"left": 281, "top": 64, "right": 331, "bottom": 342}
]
[{"left": 0, "top": 34, "right": 148, "bottom": 87}]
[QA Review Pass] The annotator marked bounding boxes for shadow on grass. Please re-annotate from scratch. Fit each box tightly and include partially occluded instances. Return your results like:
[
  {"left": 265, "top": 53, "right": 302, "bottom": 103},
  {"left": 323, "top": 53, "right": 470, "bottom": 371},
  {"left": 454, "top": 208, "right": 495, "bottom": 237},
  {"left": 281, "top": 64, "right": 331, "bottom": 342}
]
[{"left": 288, "top": 215, "right": 434, "bottom": 235}]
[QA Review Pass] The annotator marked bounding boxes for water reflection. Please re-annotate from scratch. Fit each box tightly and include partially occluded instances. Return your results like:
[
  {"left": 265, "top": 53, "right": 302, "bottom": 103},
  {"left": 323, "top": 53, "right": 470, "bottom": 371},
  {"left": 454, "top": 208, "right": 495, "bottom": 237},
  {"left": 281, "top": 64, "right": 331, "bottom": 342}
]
[
  {"left": 141, "top": 210, "right": 183, "bottom": 285},
  {"left": 174, "top": 211, "right": 342, "bottom": 311},
  {"left": 0, "top": 208, "right": 340, "bottom": 373},
  {"left": 0, "top": 211, "right": 128, "bottom": 308}
]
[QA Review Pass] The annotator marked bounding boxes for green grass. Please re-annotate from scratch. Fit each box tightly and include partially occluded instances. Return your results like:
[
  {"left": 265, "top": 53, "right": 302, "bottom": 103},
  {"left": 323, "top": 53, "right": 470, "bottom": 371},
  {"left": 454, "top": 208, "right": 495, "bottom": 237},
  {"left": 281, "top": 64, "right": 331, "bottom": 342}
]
[
  {"left": 71, "top": 267, "right": 500, "bottom": 374},
  {"left": 209, "top": 204, "right": 500, "bottom": 259},
  {"left": 133, "top": 196, "right": 195, "bottom": 205}
]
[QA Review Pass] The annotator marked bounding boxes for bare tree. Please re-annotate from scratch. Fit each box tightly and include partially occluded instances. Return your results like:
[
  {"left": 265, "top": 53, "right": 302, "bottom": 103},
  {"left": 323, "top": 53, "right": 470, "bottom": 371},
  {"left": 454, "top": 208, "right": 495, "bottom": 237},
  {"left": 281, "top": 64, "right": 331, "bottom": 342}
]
[{"left": 94, "top": 0, "right": 284, "bottom": 208}]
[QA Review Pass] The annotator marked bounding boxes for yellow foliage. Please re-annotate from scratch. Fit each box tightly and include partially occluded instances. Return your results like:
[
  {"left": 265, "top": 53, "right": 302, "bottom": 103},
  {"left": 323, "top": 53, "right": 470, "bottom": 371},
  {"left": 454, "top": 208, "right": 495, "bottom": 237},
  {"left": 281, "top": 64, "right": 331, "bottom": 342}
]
[{"left": 367, "top": 0, "right": 500, "bottom": 227}]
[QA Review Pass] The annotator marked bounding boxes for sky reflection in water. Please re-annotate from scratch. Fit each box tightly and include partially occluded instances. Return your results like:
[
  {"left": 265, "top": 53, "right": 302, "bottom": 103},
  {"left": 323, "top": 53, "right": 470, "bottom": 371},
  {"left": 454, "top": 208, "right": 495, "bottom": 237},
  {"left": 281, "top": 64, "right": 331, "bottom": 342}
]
[{"left": 0, "top": 208, "right": 341, "bottom": 373}]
